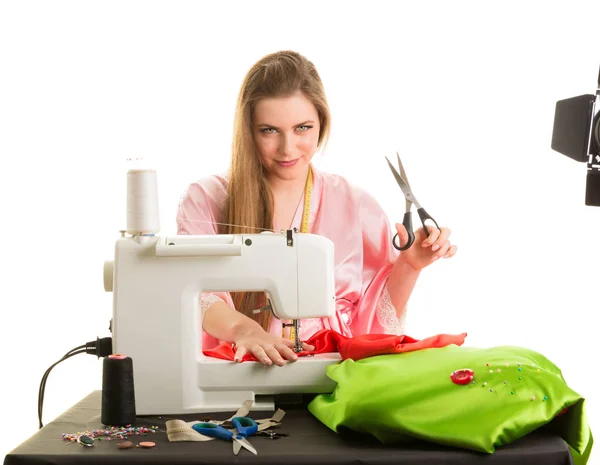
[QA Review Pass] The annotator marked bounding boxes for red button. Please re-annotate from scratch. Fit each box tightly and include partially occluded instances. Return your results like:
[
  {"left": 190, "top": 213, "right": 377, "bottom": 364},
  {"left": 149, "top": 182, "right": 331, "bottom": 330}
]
[{"left": 450, "top": 368, "right": 474, "bottom": 385}]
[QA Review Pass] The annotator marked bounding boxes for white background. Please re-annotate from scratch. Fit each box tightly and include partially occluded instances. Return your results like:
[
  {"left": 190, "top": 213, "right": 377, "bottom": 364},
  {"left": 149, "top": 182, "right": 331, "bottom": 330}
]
[{"left": 1, "top": 0, "right": 599, "bottom": 462}]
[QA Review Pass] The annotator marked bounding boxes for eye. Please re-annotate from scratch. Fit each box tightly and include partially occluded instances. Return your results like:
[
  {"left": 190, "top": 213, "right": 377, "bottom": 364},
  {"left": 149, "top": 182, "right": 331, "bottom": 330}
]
[
  {"left": 296, "top": 125, "right": 313, "bottom": 132},
  {"left": 260, "top": 127, "right": 277, "bottom": 134}
]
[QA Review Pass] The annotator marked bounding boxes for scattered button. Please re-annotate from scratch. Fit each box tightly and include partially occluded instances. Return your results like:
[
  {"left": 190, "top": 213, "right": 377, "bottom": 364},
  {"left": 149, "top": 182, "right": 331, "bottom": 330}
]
[
  {"left": 450, "top": 368, "right": 474, "bottom": 385},
  {"left": 78, "top": 435, "right": 94, "bottom": 447}
]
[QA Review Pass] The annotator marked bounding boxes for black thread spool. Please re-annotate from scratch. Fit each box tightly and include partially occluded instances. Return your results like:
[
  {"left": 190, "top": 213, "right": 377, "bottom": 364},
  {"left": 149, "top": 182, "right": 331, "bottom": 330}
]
[{"left": 101, "top": 354, "right": 136, "bottom": 426}]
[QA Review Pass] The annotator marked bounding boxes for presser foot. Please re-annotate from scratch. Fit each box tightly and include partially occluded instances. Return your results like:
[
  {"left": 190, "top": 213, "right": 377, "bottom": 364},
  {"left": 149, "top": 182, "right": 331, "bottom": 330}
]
[{"left": 282, "top": 319, "right": 303, "bottom": 353}]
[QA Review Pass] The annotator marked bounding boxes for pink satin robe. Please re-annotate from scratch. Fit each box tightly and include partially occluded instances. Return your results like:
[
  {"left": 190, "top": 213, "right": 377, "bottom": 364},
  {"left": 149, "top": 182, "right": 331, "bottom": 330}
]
[{"left": 176, "top": 164, "right": 406, "bottom": 350}]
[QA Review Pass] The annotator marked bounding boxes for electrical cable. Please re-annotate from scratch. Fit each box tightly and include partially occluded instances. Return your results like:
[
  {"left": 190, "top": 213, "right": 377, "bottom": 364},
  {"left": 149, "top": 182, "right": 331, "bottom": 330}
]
[
  {"left": 38, "top": 337, "right": 112, "bottom": 429},
  {"left": 62, "top": 344, "right": 86, "bottom": 357}
]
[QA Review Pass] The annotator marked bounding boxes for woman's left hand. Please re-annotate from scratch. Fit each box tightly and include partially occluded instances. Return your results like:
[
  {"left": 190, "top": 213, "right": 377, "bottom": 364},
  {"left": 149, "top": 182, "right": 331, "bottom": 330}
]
[{"left": 394, "top": 222, "right": 457, "bottom": 272}]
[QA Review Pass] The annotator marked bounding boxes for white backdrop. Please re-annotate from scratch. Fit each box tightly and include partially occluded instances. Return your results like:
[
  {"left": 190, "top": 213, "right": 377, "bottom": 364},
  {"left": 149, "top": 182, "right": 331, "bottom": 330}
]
[{"left": 1, "top": 0, "right": 599, "bottom": 462}]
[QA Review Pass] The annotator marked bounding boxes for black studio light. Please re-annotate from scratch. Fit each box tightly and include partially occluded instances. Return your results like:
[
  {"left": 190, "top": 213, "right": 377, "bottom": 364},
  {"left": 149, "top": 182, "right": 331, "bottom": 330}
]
[{"left": 551, "top": 65, "right": 600, "bottom": 206}]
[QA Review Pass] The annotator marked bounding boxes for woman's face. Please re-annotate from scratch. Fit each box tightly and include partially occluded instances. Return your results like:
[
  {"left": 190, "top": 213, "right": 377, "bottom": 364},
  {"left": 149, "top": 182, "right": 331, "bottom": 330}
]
[{"left": 252, "top": 92, "right": 320, "bottom": 182}]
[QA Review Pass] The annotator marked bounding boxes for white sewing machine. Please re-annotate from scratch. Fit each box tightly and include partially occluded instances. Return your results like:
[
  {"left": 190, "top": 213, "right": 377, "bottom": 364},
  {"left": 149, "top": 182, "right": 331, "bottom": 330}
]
[{"left": 103, "top": 168, "right": 341, "bottom": 414}]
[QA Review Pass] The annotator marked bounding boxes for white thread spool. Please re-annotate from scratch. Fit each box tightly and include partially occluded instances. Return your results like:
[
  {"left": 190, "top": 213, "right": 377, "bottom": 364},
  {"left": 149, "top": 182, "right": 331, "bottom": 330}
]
[{"left": 126, "top": 168, "right": 160, "bottom": 235}]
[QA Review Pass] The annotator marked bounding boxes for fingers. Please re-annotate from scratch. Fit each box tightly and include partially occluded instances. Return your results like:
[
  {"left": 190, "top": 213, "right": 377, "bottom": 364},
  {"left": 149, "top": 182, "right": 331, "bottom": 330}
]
[
  {"left": 275, "top": 343, "right": 299, "bottom": 362},
  {"left": 429, "top": 228, "right": 449, "bottom": 256},
  {"left": 263, "top": 345, "right": 287, "bottom": 367},
  {"left": 249, "top": 342, "right": 299, "bottom": 366},
  {"left": 250, "top": 345, "right": 273, "bottom": 366},
  {"left": 432, "top": 241, "right": 458, "bottom": 261},
  {"left": 421, "top": 226, "right": 441, "bottom": 248},
  {"left": 235, "top": 335, "right": 312, "bottom": 366},
  {"left": 422, "top": 227, "right": 456, "bottom": 259},
  {"left": 432, "top": 240, "right": 451, "bottom": 261},
  {"left": 234, "top": 345, "right": 247, "bottom": 363},
  {"left": 302, "top": 342, "right": 315, "bottom": 352},
  {"left": 394, "top": 223, "right": 409, "bottom": 247}
]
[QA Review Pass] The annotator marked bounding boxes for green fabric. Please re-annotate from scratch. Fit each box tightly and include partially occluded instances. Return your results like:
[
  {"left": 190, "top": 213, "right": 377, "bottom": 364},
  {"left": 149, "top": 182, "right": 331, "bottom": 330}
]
[{"left": 308, "top": 344, "right": 593, "bottom": 464}]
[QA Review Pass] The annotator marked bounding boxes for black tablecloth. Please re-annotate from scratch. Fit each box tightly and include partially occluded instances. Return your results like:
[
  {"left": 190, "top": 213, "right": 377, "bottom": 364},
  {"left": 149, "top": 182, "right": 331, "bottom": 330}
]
[{"left": 4, "top": 391, "right": 573, "bottom": 465}]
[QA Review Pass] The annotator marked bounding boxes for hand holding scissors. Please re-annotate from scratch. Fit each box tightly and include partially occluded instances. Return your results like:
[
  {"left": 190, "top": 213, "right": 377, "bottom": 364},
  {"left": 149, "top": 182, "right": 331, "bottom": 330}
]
[
  {"left": 385, "top": 152, "right": 441, "bottom": 251},
  {"left": 192, "top": 416, "right": 258, "bottom": 455}
]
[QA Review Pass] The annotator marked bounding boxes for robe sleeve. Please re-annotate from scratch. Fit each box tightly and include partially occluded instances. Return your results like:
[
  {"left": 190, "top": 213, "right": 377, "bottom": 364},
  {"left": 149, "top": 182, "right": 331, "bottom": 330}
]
[
  {"left": 176, "top": 178, "right": 236, "bottom": 349},
  {"left": 351, "top": 188, "right": 407, "bottom": 335}
]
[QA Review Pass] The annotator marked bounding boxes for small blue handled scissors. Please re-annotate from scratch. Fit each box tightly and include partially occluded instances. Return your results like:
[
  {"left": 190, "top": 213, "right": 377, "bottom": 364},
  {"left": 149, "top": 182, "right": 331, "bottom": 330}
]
[
  {"left": 385, "top": 152, "right": 440, "bottom": 251},
  {"left": 192, "top": 416, "right": 258, "bottom": 455}
]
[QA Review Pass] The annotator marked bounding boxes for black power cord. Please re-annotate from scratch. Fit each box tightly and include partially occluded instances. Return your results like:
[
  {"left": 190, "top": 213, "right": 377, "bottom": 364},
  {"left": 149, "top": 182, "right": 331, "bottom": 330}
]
[{"left": 38, "top": 337, "right": 112, "bottom": 428}]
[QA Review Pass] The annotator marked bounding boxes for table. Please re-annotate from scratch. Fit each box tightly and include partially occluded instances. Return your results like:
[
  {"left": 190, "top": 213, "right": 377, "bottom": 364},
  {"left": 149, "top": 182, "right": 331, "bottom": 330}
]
[{"left": 3, "top": 391, "right": 574, "bottom": 465}]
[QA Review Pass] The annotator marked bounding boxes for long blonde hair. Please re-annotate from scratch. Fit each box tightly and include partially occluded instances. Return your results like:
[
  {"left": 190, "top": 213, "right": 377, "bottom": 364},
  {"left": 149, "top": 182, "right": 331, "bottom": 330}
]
[{"left": 220, "top": 50, "right": 331, "bottom": 330}]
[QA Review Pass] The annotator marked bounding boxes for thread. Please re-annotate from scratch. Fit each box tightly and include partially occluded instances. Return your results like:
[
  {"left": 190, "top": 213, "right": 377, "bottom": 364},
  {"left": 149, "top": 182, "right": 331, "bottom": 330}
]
[
  {"left": 101, "top": 354, "right": 137, "bottom": 426},
  {"left": 175, "top": 217, "right": 274, "bottom": 232},
  {"left": 126, "top": 168, "right": 160, "bottom": 235}
]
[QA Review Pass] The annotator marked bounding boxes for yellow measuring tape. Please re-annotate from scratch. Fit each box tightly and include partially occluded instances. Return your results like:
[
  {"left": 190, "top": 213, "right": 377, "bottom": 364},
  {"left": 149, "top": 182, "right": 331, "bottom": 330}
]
[
  {"left": 300, "top": 166, "right": 313, "bottom": 234},
  {"left": 283, "top": 166, "right": 313, "bottom": 341}
]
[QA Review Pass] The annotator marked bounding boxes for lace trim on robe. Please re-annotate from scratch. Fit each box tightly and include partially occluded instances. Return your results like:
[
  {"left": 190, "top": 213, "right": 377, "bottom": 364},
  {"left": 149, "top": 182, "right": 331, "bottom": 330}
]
[
  {"left": 200, "top": 293, "right": 225, "bottom": 319},
  {"left": 376, "top": 286, "right": 406, "bottom": 335}
]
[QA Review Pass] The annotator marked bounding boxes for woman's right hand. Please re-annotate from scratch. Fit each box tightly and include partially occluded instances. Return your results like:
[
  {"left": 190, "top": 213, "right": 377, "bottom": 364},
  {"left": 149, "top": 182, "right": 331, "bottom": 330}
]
[{"left": 233, "top": 328, "right": 315, "bottom": 366}]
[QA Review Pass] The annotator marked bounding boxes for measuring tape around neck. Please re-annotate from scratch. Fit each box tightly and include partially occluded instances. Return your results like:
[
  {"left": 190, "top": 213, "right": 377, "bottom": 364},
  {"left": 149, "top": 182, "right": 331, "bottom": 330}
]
[{"left": 300, "top": 166, "right": 313, "bottom": 233}]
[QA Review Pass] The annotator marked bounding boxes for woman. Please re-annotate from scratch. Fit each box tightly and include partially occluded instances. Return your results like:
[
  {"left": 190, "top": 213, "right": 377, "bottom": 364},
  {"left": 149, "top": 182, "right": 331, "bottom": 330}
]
[{"left": 177, "top": 50, "right": 457, "bottom": 366}]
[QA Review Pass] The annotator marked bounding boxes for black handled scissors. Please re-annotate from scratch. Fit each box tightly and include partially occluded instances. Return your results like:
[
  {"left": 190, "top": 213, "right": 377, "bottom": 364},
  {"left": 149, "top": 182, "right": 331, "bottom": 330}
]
[{"left": 385, "top": 152, "right": 440, "bottom": 251}]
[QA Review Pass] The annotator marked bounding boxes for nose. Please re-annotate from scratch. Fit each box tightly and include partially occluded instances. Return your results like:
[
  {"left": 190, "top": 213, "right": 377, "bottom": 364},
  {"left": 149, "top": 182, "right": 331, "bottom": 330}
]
[{"left": 279, "top": 132, "right": 294, "bottom": 158}]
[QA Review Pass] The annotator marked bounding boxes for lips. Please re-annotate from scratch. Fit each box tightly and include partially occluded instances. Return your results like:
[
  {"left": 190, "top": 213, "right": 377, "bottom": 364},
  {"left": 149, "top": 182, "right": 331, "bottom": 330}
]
[{"left": 277, "top": 159, "right": 299, "bottom": 167}]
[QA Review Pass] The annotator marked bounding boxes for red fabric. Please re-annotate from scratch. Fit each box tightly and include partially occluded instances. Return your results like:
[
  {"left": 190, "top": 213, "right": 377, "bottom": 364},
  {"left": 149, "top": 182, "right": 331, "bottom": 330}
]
[{"left": 203, "top": 329, "right": 467, "bottom": 362}]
